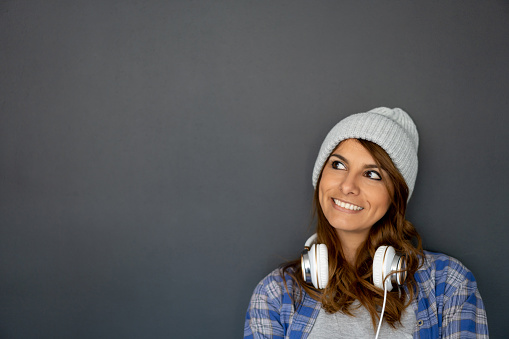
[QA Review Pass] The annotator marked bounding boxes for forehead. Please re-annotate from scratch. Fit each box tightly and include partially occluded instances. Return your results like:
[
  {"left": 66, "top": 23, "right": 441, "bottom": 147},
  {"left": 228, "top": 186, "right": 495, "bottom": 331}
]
[{"left": 331, "top": 139, "right": 376, "bottom": 163}]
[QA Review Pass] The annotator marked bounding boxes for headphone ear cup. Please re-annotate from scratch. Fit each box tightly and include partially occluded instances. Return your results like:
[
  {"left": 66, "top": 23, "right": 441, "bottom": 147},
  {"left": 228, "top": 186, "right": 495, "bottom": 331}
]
[
  {"left": 308, "top": 244, "right": 319, "bottom": 288},
  {"left": 308, "top": 244, "right": 329, "bottom": 289},
  {"left": 395, "top": 255, "right": 407, "bottom": 286},
  {"left": 373, "top": 246, "right": 396, "bottom": 291},
  {"left": 316, "top": 244, "right": 329, "bottom": 289}
]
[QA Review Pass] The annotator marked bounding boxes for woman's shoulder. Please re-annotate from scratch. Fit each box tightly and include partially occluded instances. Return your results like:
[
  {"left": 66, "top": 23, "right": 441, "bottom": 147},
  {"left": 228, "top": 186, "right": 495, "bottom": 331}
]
[
  {"left": 252, "top": 265, "right": 301, "bottom": 299},
  {"left": 246, "top": 265, "right": 309, "bottom": 324},
  {"left": 246, "top": 266, "right": 321, "bottom": 338},
  {"left": 416, "top": 250, "right": 479, "bottom": 293},
  {"left": 420, "top": 251, "right": 475, "bottom": 275}
]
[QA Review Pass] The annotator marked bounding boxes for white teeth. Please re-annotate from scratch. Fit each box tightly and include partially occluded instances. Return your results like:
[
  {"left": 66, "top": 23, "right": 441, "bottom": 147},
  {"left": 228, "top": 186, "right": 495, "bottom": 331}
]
[{"left": 333, "top": 199, "right": 363, "bottom": 211}]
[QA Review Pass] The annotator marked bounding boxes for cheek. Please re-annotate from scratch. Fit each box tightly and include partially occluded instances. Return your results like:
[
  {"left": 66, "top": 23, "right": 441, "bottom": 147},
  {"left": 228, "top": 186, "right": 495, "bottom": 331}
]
[
  {"left": 381, "top": 198, "right": 392, "bottom": 216},
  {"left": 317, "top": 185, "right": 326, "bottom": 209},
  {"left": 372, "top": 188, "right": 392, "bottom": 214}
]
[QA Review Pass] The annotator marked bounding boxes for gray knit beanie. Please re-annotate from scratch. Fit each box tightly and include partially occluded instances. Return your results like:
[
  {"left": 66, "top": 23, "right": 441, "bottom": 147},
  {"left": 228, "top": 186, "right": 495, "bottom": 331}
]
[{"left": 312, "top": 107, "right": 419, "bottom": 199}]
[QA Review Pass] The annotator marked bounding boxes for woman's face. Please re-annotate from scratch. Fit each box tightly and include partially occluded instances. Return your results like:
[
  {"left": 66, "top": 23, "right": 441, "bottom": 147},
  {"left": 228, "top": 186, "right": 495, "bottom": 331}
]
[{"left": 318, "top": 139, "right": 393, "bottom": 239}]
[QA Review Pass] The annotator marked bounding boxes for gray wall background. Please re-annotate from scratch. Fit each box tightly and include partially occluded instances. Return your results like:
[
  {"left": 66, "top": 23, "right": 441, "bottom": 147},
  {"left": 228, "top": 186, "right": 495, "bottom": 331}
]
[{"left": 1, "top": 1, "right": 508, "bottom": 338}]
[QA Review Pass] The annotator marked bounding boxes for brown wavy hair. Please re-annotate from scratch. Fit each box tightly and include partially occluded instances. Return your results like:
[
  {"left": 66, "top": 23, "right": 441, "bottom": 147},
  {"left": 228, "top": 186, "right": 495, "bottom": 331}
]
[{"left": 282, "top": 139, "right": 423, "bottom": 330}]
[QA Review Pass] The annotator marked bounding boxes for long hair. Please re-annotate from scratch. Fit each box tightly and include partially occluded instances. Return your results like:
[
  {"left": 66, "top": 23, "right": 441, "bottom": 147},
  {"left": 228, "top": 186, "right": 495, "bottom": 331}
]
[{"left": 282, "top": 139, "right": 423, "bottom": 330}]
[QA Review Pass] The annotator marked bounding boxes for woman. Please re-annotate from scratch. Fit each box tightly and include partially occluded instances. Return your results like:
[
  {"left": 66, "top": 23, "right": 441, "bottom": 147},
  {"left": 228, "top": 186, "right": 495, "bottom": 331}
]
[{"left": 244, "top": 107, "right": 488, "bottom": 338}]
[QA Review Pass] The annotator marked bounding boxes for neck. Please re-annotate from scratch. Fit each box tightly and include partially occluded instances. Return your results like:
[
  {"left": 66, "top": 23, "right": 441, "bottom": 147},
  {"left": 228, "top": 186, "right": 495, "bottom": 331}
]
[{"left": 336, "top": 230, "right": 369, "bottom": 265}]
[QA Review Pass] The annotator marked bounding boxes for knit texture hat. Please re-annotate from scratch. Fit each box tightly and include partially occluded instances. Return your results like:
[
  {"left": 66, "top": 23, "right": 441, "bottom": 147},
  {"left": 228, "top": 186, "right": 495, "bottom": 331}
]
[{"left": 312, "top": 107, "right": 419, "bottom": 199}]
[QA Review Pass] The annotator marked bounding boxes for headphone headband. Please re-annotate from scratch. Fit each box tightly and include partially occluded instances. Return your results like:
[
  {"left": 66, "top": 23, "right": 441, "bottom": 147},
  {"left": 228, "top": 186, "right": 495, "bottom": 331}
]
[{"left": 304, "top": 233, "right": 318, "bottom": 248}]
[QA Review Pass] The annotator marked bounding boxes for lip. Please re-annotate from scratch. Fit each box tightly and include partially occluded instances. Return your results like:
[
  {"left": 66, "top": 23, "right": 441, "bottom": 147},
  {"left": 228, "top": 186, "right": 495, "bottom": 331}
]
[{"left": 331, "top": 198, "right": 364, "bottom": 213}]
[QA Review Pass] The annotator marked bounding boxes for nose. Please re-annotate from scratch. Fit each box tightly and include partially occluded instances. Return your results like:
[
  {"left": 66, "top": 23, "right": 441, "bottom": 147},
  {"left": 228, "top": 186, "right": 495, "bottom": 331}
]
[{"left": 339, "top": 172, "right": 360, "bottom": 195}]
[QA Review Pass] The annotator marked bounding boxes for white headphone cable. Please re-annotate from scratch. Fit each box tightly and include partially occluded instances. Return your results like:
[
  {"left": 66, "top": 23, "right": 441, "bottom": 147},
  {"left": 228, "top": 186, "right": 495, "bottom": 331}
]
[{"left": 374, "top": 283, "right": 388, "bottom": 339}]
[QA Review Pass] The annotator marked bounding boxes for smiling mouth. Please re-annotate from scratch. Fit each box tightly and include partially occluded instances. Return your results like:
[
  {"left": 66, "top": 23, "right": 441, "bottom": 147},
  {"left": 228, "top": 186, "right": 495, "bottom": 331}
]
[{"left": 333, "top": 198, "right": 364, "bottom": 211}]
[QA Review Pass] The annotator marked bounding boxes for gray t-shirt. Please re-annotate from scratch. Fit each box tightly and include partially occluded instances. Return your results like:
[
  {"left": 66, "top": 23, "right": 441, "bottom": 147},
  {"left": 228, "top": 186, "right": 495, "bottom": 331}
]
[{"left": 308, "top": 301, "right": 416, "bottom": 338}]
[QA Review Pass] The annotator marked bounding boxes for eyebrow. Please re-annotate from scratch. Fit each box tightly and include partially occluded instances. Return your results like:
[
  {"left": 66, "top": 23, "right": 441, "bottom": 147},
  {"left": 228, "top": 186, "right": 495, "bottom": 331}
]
[{"left": 330, "top": 154, "right": 380, "bottom": 169}]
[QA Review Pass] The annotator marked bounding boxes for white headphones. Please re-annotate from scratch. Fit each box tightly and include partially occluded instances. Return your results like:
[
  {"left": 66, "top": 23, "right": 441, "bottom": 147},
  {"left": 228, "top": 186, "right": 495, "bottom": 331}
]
[{"left": 301, "top": 234, "right": 407, "bottom": 291}]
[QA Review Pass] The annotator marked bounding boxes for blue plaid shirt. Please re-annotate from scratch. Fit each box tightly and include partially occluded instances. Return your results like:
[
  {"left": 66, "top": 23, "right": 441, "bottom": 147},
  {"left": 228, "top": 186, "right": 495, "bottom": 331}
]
[{"left": 245, "top": 251, "right": 488, "bottom": 338}]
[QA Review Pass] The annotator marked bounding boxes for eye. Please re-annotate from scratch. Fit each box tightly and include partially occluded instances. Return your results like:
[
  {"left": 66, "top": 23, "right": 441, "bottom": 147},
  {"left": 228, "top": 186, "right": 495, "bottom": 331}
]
[
  {"left": 331, "top": 160, "right": 346, "bottom": 170},
  {"left": 365, "top": 170, "right": 382, "bottom": 180}
]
